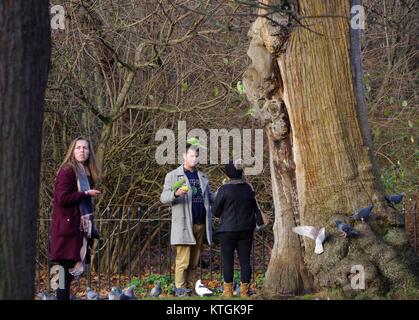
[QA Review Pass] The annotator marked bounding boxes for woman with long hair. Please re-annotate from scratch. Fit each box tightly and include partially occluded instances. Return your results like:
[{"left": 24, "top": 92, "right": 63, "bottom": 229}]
[{"left": 50, "top": 137, "right": 101, "bottom": 300}]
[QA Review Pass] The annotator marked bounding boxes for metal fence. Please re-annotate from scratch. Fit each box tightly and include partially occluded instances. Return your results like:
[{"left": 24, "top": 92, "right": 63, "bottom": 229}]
[
  {"left": 35, "top": 205, "right": 272, "bottom": 293},
  {"left": 35, "top": 200, "right": 417, "bottom": 294}
]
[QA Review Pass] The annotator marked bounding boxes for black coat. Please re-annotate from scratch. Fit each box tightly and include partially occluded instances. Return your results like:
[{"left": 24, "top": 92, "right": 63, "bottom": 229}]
[{"left": 213, "top": 180, "right": 263, "bottom": 233}]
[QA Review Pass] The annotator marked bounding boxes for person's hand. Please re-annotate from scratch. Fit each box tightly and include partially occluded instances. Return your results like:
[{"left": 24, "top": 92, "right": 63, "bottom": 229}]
[
  {"left": 175, "top": 187, "right": 188, "bottom": 197},
  {"left": 85, "top": 189, "right": 101, "bottom": 197}
]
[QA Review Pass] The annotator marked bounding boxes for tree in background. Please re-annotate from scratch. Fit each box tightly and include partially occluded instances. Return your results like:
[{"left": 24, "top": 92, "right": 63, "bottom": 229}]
[
  {"left": 243, "top": 0, "right": 418, "bottom": 298},
  {"left": 0, "top": 0, "right": 51, "bottom": 299}
]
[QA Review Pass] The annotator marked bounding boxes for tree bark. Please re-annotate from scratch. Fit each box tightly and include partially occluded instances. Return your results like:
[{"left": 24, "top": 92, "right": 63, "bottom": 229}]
[
  {"left": 244, "top": 0, "right": 418, "bottom": 298},
  {"left": 0, "top": 0, "right": 51, "bottom": 299}
]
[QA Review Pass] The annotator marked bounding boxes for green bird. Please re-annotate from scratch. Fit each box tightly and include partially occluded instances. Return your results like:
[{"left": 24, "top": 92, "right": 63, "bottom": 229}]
[
  {"left": 171, "top": 178, "right": 186, "bottom": 192},
  {"left": 187, "top": 137, "right": 207, "bottom": 150}
]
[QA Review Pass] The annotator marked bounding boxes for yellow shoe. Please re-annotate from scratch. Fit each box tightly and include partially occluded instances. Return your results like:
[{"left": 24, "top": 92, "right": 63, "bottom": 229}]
[
  {"left": 239, "top": 283, "right": 250, "bottom": 298},
  {"left": 221, "top": 282, "right": 234, "bottom": 298}
]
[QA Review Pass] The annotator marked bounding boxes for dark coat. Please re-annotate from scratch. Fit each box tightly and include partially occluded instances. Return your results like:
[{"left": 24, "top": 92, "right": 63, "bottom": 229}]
[
  {"left": 50, "top": 165, "right": 89, "bottom": 262},
  {"left": 212, "top": 181, "right": 262, "bottom": 233}
]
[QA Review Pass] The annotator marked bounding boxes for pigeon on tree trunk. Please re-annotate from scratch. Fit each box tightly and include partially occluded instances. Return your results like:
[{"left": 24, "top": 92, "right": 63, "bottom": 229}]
[
  {"left": 350, "top": 205, "right": 374, "bottom": 223},
  {"left": 384, "top": 192, "right": 404, "bottom": 206},
  {"left": 335, "top": 220, "right": 360, "bottom": 238},
  {"left": 292, "top": 226, "right": 326, "bottom": 254}
]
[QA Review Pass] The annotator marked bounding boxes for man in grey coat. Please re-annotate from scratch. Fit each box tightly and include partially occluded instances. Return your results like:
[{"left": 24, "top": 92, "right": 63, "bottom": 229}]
[{"left": 160, "top": 143, "right": 215, "bottom": 294}]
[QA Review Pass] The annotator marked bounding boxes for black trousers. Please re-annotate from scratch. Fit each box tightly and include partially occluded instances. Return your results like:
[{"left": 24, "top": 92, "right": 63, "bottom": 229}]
[
  {"left": 219, "top": 230, "right": 253, "bottom": 283},
  {"left": 54, "top": 260, "right": 76, "bottom": 300}
]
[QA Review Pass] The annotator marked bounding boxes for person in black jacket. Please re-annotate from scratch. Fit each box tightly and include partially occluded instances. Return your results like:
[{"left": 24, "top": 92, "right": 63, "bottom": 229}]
[{"left": 213, "top": 160, "right": 264, "bottom": 298}]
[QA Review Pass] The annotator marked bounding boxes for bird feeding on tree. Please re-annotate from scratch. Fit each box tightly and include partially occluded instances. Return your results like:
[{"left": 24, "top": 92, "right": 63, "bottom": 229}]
[
  {"left": 384, "top": 192, "right": 404, "bottom": 206},
  {"left": 292, "top": 226, "right": 326, "bottom": 254},
  {"left": 350, "top": 205, "right": 374, "bottom": 223},
  {"left": 335, "top": 220, "right": 360, "bottom": 238}
]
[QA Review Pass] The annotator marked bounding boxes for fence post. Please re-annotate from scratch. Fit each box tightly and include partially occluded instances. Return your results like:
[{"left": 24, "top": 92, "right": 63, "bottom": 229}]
[
  {"left": 117, "top": 207, "right": 122, "bottom": 287},
  {"left": 168, "top": 207, "right": 172, "bottom": 282},
  {"left": 137, "top": 207, "right": 142, "bottom": 279},
  {"left": 107, "top": 207, "right": 111, "bottom": 290},
  {"left": 413, "top": 201, "right": 417, "bottom": 254},
  {"left": 47, "top": 208, "right": 51, "bottom": 292},
  {"left": 97, "top": 207, "right": 102, "bottom": 293},
  {"left": 158, "top": 207, "right": 162, "bottom": 275},
  {"left": 147, "top": 208, "right": 151, "bottom": 277},
  {"left": 127, "top": 207, "right": 131, "bottom": 283}
]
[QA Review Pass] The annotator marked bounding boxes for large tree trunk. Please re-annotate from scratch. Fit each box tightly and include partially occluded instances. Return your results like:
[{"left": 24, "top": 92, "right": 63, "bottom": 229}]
[
  {"left": 244, "top": 0, "right": 418, "bottom": 298},
  {"left": 0, "top": 0, "right": 51, "bottom": 299}
]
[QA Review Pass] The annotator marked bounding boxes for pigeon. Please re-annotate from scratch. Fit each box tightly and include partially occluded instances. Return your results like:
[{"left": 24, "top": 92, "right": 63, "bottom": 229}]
[
  {"left": 384, "top": 192, "right": 404, "bottom": 205},
  {"left": 292, "top": 226, "right": 326, "bottom": 254},
  {"left": 150, "top": 281, "right": 161, "bottom": 298},
  {"left": 350, "top": 205, "right": 374, "bottom": 222},
  {"left": 123, "top": 285, "right": 136, "bottom": 299},
  {"left": 233, "top": 281, "right": 240, "bottom": 296},
  {"left": 174, "top": 287, "right": 191, "bottom": 297},
  {"left": 214, "top": 285, "right": 224, "bottom": 295},
  {"left": 195, "top": 279, "right": 213, "bottom": 297},
  {"left": 119, "top": 292, "right": 136, "bottom": 300},
  {"left": 108, "top": 287, "right": 123, "bottom": 300},
  {"left": 335, "top": 220, "right": 360, "bottom": 238},
  {"left": 86, "top": 287, "right": 100, "bottom": 300},
  {"left": 36, "top": 291, "right": 56, "bottom": 300}
]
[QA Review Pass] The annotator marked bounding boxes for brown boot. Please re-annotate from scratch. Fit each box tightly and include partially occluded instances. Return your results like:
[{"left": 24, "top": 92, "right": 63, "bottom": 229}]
[
  {"left": 240, "top": 283, "right": 250, "bottom": 298},
  {"left": 221, "top": 282, "right": 234, "bottom": 298}
]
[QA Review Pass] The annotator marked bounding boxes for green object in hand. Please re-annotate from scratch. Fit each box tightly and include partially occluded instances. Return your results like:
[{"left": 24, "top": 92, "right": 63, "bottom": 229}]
[{"left": 171, "top": 178, "right": 186, "bottom": 192}]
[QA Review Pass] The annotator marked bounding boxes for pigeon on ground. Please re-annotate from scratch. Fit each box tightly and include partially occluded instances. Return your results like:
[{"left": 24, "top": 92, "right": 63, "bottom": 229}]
[
  {"left": 350, "top": 205, "right": 374, "bottom": 222},
  {"left": 292, "top": 226, "right": 326, "bottom": 254},
  {"left": 123, "top": 285, "right": 136, "bottom": 299},
  {"left": 335, "top": 220, "right": 360, "bottom": 238},
  {"left": 214, "top": 285, "right": 224, "bottom": 295},
  {"left": 119, "top": 292, "right": 136, "bottom": 300},
  {"left": 384, "top": 192, "right": 404, "bottom": 205},
  {"left": 150, "top": 281, "right": 161, "bottom": 298},
  {"left": 86, "top": 287, "right": 100, "bottom": 300},
  {"left": 108, "top": 287, "right": 123, "bottom": 300},
  {"left": 233, "top": 281, "right": 240, "bottom": 296},
  {"left": 36, "top": 291, "right": 56, "bottom": 300},
  {"left": 174, "top": 287, "right": 191, "bottom": 297},
  {"left": 195, "top": 279, "right": 213, "bottom": 297}
]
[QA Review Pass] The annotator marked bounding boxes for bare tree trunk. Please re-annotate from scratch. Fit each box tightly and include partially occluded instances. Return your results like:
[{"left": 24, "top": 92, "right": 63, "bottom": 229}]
[
  {"left": 244, "top": 0, "right": 418, "bottom": 298},
  {"left": 0, "top": 0, "right": 51, "bottom": 299}
]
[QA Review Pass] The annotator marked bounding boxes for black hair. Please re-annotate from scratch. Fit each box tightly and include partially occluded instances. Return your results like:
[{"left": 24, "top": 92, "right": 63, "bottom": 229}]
[{"left": 186, "top": 143, "right": 199, "bottom": 154}]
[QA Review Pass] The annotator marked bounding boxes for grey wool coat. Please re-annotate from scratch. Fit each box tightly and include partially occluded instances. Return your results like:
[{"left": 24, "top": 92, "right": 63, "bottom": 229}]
[{"left": 160, "top": 165, "right": 215, "bottom": 246}]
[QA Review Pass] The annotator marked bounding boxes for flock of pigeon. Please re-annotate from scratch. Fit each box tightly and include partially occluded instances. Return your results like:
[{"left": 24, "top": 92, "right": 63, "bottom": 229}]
[
  {"left": 37, "top": 192, "right": 405, "bottom": 299},
  {"left": 37, "top": 279, "right": 221, "bottom": 300},
  {"left": 292, "top": 192, "right": 404, "bottom": 255}
]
